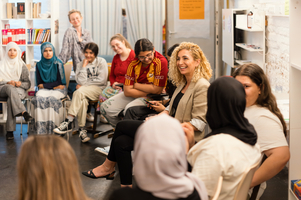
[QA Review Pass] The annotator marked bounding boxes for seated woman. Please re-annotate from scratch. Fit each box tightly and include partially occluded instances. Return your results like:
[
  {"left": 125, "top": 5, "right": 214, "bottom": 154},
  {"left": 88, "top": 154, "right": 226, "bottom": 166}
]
[
  {"left": 54, "top": 42, "right": 108, "bottom": 142},
  {"left": 233, "top": 63, "right": 290, "bottom": 199},
  {"left": 0, "top": 42, "right": 32, "bottom": 140},
  {"left": 121, "top": 43, "right": 179, "bottom": 121},
  {"left": 99, "top": 33, "right": 135, "bottom": 102},
  {"left": 109, "top": 114, "right": 208, "bottom": 200},
  {"left": 31, "top": 42, "right": 67, "bottom": 134},
  {"left": 187, "top": 76, "right": 261, "bottom": 200},
  {"left": 100, "top": 38, "right": 168, "bottom": 127},
  {"left": 96, "top": 33, "right": 135, "bottom": 123},
  {"left": 83, "top": 42, "right": 212, "bottom": 188},
  {"left": 17, "top": 135, "right": 91, "bottom": 200}
]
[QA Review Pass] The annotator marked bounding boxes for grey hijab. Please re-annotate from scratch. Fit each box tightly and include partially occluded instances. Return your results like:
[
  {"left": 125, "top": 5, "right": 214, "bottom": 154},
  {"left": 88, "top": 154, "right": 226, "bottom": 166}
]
[{"left": 133, "top": 114, "right": 208, "bottom": 200}]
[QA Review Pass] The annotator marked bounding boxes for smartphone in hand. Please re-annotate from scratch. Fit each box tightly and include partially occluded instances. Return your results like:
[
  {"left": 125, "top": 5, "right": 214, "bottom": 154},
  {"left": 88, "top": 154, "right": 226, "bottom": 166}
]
[{"left": 144, "top": 99, "right": 154, "bottom": 105}]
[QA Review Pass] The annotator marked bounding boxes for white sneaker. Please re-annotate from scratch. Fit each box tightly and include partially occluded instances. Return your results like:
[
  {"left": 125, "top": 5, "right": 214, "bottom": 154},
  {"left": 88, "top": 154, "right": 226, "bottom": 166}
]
[
  {"left": 95, "top": 146, "right": 110, "bottom": 156},
  {"left": 79, "top": 128, "right": 90, "bottom": 143},
  {"left": 99, "top": 114, "right": 108, "bottom": 124},
  {"left": 86, "top": 113, "right": 94, "bottom": 122}
]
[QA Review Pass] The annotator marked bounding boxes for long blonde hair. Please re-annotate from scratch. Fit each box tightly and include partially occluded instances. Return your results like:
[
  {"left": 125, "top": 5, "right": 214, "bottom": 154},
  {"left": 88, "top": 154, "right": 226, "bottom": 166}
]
[
  {"left": 17, "top": 135, "right": 90, "bottom": 200},
  {"left": 168, "top": 42, "right": 212, "bottom": 86}
]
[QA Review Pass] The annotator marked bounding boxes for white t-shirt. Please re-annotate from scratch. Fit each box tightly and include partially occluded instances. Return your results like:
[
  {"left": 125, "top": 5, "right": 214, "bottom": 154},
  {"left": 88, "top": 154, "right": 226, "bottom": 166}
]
[
  {"left": 244, "top": 105, "right": 288, "bottom": 152},
  {"left": 244, "top": 104, "right": 288, "bottom": 199},
  {"left": 187, "top": 134, "right": 261, "bottom": 200}
]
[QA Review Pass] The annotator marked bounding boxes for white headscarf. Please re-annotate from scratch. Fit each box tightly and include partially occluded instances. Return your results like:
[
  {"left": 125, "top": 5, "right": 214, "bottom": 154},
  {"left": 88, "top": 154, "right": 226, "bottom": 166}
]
[
  {"left": 133, "top": 114, "right": 208, "bottom": 200},
  {"left": 0, "top": 42, "right": 24, "bottom": 82}
]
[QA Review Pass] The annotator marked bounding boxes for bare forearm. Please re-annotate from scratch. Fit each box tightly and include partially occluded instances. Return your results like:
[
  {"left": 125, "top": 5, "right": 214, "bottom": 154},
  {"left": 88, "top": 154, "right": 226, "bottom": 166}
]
[
  {"left": 250, "top": 148, "right": 290, "bottom": 187},
  {"left": 134, "top": 83, "right": 163, "bottom": 94},
  {"left": 124, "top": 88, "right": 148, "bottom": 98}
]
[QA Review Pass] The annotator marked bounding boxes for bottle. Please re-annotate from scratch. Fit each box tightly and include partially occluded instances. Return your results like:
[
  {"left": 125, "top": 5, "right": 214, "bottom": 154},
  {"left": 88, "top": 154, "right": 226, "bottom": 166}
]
[{"left": 247, "top": 11, "right": 253, "bottom": 29}]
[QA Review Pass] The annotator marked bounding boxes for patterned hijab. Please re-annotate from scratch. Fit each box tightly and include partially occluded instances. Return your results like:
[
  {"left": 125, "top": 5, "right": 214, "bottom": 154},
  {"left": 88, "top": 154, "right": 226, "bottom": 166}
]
[
  {"left": 36, "top": 42, "right": 66, "bottom": 84},
  {"left": 0, "top": 42, "right": 24, "bottom": 82},
  {"left": 133, "top": 114, "right": 208, "bottom": 200}
]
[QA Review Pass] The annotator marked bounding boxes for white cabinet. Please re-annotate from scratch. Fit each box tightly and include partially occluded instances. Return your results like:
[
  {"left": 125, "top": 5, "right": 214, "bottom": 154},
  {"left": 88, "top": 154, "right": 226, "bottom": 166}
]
[
  {"left": 288, "top": 0, "right": 301, "bottom": 199},
  {"left": 222, "top": 9, "right": 265, "bottom": 71},
  {"left": 0, "top": 0, "right": 59, "bottom": 65}
]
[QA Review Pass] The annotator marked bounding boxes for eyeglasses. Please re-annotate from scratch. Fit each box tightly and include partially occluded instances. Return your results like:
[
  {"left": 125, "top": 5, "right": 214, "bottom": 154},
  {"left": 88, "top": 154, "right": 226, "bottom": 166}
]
[{"left": 138, "top": 51, "right": 153, "bottom": 61}]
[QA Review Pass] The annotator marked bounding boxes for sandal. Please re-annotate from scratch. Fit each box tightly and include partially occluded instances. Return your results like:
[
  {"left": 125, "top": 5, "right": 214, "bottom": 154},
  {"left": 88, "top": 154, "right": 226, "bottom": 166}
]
[{"left": 82, "top": 170, "right": 115, "bottom": 180}]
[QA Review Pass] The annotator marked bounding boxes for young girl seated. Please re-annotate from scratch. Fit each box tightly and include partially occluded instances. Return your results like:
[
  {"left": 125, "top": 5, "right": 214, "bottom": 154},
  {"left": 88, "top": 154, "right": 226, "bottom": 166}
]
[
  {"left": 0, "top": 42, "right": 32, "bottom": 140},
  {"left": 53, "top": 42, "right": 108, "bottom": 142},
  {"left": 31, "top": 42, "right": 67, "bottom": 134}
]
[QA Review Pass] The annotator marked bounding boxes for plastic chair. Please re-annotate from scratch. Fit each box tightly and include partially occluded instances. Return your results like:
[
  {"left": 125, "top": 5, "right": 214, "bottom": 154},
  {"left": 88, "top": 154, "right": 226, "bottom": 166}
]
[
  {"left": 211, "top": 176, "right": 223, "bottom": 200},
  {"left": 233, "top": 159, "right": 261, "bottom": 200}
]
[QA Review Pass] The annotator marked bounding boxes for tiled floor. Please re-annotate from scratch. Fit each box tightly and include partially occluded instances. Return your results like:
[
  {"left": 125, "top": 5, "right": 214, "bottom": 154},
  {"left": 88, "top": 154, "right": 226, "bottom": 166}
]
[{"left": 0, "top": 123, "right": 288, "bottom": 200}]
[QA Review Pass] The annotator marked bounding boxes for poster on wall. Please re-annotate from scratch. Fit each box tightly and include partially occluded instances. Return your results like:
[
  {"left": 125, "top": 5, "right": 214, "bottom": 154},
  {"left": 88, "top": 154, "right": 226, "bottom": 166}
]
[
  {"left": 179, "top": 0, "right": 204, "bottom": 19},
  {"left": 174, "top": 0, "right": 209, "bottom": 38}
]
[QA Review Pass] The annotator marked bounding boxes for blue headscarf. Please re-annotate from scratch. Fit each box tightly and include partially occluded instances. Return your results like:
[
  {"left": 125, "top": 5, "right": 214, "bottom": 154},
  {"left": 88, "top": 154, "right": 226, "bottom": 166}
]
[{"left": 36, "top": 42, "right": 66, "bottom": 85}]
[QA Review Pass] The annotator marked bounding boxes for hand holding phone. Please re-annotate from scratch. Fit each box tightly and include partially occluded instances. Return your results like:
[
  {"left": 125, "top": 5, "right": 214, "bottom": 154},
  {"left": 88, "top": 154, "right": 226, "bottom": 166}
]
[{"left": 144, "top": 99, "right": 154, "bottom": 105}]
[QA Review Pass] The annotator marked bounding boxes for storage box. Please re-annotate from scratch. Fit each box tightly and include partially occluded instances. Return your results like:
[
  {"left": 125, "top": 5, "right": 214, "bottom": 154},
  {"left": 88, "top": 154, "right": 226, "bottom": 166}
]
[{"left": 291, "top": 180, "right": 301, "bottom": 199}]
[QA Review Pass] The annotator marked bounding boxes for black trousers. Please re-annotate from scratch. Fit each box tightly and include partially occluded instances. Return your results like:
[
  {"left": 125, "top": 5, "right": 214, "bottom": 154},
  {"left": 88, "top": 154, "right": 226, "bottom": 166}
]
[{"left": 107, "top": 120, "right": 143, "bottom": 185}]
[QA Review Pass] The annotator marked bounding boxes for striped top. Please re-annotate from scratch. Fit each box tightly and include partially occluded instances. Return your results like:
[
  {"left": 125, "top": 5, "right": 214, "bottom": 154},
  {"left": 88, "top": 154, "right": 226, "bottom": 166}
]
[{"left": 124, "top": 51, "right": 168, "bottom": 87}]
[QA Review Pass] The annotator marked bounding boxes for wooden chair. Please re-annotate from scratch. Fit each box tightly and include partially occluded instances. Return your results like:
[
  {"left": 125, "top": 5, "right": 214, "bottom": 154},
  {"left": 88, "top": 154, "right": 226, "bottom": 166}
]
[
  {"left": 211, "top": 176, "right": 223, "bottom": 200},
  {"left": 233, "top": 159, "right": 261, "bottom": 200}
]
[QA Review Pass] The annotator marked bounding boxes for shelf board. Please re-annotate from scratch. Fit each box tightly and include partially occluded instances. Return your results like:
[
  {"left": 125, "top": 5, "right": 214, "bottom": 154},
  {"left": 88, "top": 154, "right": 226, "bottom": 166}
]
[
  {"left": 290, "top": 189, "right": 299, "bottom": 200},
  {"left": 1, "top": 44, "right": 41, "bottom": 47},
  {"left": 266, "top": 14, "right": 289, "bottom": 18},
  {"left": 235, "top": 60, "right": 252, "bottom": 66},
  {"left": 235, "top": 26, "right": 263, "bottom": 32},
  {"left": 26, "top": 18, "right": 51, "bottom": 20},
  {"left": 1, "top": 45, "right": 26, "bottom": 47},
  {"left": 1, "top": 18, "right": 51, "bottom": 20},
  {"left": 291, "top": 63, "right": 301, "bottom": 71},
  {"left": 236, "top": 43, "right": 263, "bottom": 52},
  {"left": 1, "top": 18, "right": 25, "bottom": 20}
]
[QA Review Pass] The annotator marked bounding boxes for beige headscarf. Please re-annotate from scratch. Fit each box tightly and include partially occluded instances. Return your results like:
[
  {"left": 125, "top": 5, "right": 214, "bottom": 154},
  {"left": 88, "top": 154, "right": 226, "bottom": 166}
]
[
  {"left": 133, "top": 114, "right": 208, "bottom": 200},
  {"left": 0, "top": 42, "right": 24, "bottom": 82}
]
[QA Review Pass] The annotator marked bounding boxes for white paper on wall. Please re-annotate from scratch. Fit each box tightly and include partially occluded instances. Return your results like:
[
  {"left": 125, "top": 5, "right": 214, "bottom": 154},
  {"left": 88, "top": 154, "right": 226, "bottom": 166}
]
[{"left": 174, "top": 0, "right": 210, "bottom": 39}]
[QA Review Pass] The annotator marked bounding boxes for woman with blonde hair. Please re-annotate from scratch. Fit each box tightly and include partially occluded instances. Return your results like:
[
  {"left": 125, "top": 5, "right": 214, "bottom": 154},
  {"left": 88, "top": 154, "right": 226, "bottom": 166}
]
[
  {"left": 165, "top": 41, "right": 212, "bottom": 141},
  {"left": 17, "top": 135, "right": 91, "bottom": 200}
]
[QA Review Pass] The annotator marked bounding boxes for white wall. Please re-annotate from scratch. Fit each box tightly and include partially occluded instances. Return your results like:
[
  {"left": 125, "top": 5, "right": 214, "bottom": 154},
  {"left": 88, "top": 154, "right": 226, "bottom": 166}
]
[{"left": 230, "top": 0, "right": 289, "bottom": 94}]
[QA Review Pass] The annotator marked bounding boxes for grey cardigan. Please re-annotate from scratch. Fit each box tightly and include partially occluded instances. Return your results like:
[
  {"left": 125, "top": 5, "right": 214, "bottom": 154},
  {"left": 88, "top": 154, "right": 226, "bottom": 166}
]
[{"left": 0, "top": 64, "right": 31, "bottom": 99}]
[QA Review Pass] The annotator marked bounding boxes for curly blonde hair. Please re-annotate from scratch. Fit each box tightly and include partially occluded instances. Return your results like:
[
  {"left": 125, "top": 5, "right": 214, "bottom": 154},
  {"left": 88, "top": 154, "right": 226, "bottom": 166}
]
[{"left": 168, "top": 42, "right": 212, "bottom": 86}]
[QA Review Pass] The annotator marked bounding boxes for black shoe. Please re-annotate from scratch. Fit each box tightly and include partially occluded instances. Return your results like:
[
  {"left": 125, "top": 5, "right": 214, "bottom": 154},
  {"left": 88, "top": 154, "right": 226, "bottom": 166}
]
[
  {"left": 6, "top": 131, "right": 14, "bottom": 140},
  {"left": 53, "top": 119, "right": 73, "bottom": 135},
  {"left": 23, "top": 112, "right": 33, "bottom": 122},
  {"left": 82, "top": 170, "right": 115, "bottom": 180}
]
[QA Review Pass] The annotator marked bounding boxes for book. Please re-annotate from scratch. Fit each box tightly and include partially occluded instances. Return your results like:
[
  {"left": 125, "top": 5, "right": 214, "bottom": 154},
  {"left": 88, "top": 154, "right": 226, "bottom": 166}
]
[
  {"left": 34, "top": 3, "right": 37, "bottom": 18},
  {"left": 17, "top": 3, "right": 25, "bottom": 19},
  {"left": 6, "top": 3, "right": 13, "bottom": 19},
  {"left": 37, "top": 3, "right": 41, "bottom": 18},
  {"left": 13, "top": 5, "right": 17, "bottom": 19}
]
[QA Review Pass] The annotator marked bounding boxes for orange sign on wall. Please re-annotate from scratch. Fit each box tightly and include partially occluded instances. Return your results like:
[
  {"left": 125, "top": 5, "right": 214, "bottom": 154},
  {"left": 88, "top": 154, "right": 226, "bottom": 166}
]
[{"left": 179, "top": 0, "right": 204, "bottom": 20}]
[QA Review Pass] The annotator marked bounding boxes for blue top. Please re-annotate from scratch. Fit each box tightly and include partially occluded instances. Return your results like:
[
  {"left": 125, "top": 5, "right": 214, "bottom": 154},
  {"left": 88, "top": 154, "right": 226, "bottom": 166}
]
[{"left": 36, "top": 42, "right": 66, "bottom": 86}]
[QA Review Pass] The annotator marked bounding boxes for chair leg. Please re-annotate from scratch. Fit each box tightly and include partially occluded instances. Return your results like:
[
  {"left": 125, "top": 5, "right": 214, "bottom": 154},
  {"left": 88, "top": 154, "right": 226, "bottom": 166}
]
[
  {"left": 93, "top": 103, "right": 98, "bottom": 133},
  {"left": 20, "top": 118, "right": 23, "bottom": 135}
]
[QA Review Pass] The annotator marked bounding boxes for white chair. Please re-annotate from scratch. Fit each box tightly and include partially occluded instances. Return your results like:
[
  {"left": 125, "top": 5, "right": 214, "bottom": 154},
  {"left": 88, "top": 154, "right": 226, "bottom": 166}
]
[
  {"left": 233, "top": 159, "right": 261, "bottom": 200},
  {"left": 211, "top": 176, "right": 223, "bottom": 200}
]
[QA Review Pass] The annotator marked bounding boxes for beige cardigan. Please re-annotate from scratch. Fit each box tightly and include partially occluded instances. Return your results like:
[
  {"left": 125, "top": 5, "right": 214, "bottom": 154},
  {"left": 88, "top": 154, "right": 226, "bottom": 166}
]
[{"left": 169, "top": 77, "right": 210, "bottom": 142}]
